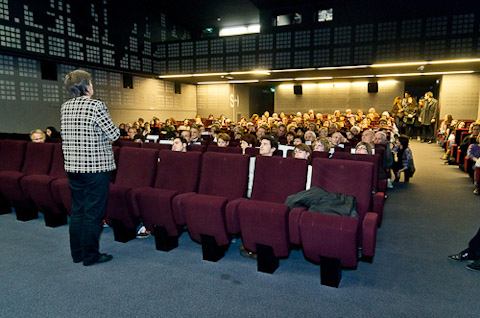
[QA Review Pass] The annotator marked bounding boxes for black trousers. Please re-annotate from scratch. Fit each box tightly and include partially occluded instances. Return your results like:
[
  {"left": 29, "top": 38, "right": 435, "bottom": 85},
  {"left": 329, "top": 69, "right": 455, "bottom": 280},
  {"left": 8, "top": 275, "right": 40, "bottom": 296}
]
[
  {"left": 465, "top": 228, "right": 480, "bottom": 258},
  {"left": 67, "top": 171, "right": 110, "bottom": 265},
  {"left": 422, "top": 125, "right": 435, "bottom": 142}
]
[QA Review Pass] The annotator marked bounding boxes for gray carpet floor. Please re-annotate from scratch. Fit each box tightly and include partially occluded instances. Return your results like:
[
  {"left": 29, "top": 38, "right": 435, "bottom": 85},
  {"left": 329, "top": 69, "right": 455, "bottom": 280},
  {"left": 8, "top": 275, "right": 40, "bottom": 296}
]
[{"left": 0, "top": 140, "right": 478, "bottom": 317}]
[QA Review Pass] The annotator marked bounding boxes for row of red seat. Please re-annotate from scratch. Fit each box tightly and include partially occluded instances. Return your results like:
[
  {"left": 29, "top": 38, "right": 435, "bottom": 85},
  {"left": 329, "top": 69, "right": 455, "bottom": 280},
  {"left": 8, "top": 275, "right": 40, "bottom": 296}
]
[{"left": 0, "top": 139, "right": 384, "bottom": 287}]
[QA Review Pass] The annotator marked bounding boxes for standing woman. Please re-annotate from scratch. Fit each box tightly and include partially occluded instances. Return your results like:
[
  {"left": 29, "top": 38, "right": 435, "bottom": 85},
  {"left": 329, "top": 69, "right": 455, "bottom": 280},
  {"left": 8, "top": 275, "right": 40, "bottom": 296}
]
[
  {"left": 413, "top": 99, "right": 424, "bottom": 140},
  {"left": 390, "top": 97, "right": 404, "bottom": 134},
  {"left": 403, "top": 96, "right": 417, "bottom": 138}
]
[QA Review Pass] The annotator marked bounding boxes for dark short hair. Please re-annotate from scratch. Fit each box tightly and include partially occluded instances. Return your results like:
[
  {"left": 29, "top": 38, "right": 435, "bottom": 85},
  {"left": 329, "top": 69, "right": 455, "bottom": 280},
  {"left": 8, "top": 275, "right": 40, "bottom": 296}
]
[
  {"left": 262, "top": 135, "right": 278, "bottom": 150},
  {"left": 398, "top": 134, "right": 409, "bottom": 148},
  {"left": 174, "top": 137, "right": 188, "bottom": 144},
  {"left": 241, "top": 133, "right": 257, "bottom": 146},
  {"left": 64, "top": 70, "right": 92, "bottom": 98}
]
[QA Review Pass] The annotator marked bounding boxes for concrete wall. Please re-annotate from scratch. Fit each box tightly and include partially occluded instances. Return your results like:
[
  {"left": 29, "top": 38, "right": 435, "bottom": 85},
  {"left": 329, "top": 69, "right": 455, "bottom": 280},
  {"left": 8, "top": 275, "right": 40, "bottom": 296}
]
[
  {"left": 0, "top": 54, "right": 196, "bottom": 133},
  {"left": 274, "top": 80, "right": 404, "bottom": 115},
  {"left": 439, "top": 74, "right": 480, "bottom": 121},
  {"left": 196, "top": 84, "right": 250, "bottom": 121}
]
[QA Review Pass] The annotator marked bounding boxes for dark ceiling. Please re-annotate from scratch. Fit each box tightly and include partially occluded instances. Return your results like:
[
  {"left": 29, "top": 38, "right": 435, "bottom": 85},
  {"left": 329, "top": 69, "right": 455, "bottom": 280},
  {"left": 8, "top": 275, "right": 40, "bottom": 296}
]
[{"left": 151, "top": 0, "right": 326, "bottom": 37}]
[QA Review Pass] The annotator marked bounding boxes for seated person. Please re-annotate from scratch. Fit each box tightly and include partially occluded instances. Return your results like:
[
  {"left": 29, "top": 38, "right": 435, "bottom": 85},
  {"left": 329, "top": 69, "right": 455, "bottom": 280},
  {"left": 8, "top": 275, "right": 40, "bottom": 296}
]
[
  {"left": 240, "top": 133, "right": 257, "bottom": 155},
  {"left": 127, "top": 127, "right": 137, "bottom": 140},
  {"left": 318, "top": 126, "right": 328, "bottom": 138},
  {"left": 259, "top": 136, "right": 278, "bottom": 157},
  {"left": 330, "top": 132, "right": 345, "bottom": 148},
  {"left": 118, "top": 123, "right": 128, "bottom": 137},
  {"left": 286, "top": 131, "right": 296, "bottom": 146},
  {"left": 189, "top": 126, "right": 203, "bottom": 144},
  {"left": 45, "top": 126, "right": 61, "bottom": 141},
  {"left": 466, "top": 135, "right": 480, "bottom": 178},
  {"left": 312, "top": 137, "right": 331, "bottom": 152},
  {"left": 30, "top": 129, "right": 46, "bottom": 143},
  {"left": 216, "top": 133, "right": 230, "bottom": 147},
  {"left": 293, "top": 143, "right": 312, "bottom": 161},
  {"left": 293, "top": 135, "right": 304, "bottom": 146},
  {"left": 392, "top": 135, "right": 415, "bottom": 182},
  {"left": 355, "top": 141, "right": 373, "bottom": 155},
  {"left": 303, "top": 130, "right": 317, "bottom": 145},
  {"left": 180, "top": 129, "right": 191, "bottom": 144},
  {"left": 171, "top": 137, "right": 187, "bottom": 152}
]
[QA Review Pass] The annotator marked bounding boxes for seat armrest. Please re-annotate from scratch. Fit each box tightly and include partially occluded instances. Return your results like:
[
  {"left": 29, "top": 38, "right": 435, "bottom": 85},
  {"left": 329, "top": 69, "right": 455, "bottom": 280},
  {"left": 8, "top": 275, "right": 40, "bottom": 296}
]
[
  {"left": 172, "top": 192, "right": 196, "bottom": 226},
  {"left": 225, "top": 198, "right": 248, "bottom": 235},
  {"left": 362, "top": 212, "right": 378, "bottom": 259},
  {"left": 372, "top": 192, "right": 385, "bottom": 227},
  {"left": 288, "top": 206, "right": 307, "bottom": 245}
]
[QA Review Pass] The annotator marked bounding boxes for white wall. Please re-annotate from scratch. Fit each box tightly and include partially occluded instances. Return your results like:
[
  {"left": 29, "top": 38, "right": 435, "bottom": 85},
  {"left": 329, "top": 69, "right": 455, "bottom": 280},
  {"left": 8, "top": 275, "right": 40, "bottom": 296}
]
[
  {"left": 439, "top": 74, "right": 480, "bottom": 120},
  {"left": 274, "top": 80, "right": 404, "bottom": 114}
]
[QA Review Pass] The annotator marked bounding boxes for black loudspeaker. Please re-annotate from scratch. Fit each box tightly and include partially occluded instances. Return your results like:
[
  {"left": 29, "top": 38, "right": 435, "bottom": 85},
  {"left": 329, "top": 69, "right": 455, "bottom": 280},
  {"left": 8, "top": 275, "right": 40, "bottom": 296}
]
[
  {"left": 123, "top": 74, "right": 133, "bottom": 89},
  {"left": 368, "top": 82, "right": 378, "bottom": 93},
  {"left": 174, "top": 82, "right": 181, "bottom": 94},
  {"left": 294, "top": 85, "right": 303, "bottom": 95},
  {"left": 41, "top": 61, "right": 57, "bottom": 81}
]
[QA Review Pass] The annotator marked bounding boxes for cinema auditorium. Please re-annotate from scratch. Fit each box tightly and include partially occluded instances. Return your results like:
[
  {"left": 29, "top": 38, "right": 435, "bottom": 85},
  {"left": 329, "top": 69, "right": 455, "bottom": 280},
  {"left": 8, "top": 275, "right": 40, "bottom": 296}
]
[{"left": 0, "top": 0, "right": 479, "bottom": 316}]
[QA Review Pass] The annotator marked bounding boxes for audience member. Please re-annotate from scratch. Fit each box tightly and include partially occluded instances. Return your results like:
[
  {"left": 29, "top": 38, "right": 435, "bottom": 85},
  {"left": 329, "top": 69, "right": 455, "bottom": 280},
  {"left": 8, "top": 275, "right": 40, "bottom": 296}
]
[
  {"left": 30, "top": 129, "right": 46, "bottom": 143},
  {"left": 171, "top": 137, "right": 187, "bottom": 152},
  {"left": 448, "top": 229, "right": 480, "bottom": 272},
  {"left": 392, "top": 135, "right": 415, "bottom": 182},
  {"left": 355, "top": 141, "right": 373, "bottom": 155},
  {"left": 217, "top": 133, "right": 230, "bottom": 147}
]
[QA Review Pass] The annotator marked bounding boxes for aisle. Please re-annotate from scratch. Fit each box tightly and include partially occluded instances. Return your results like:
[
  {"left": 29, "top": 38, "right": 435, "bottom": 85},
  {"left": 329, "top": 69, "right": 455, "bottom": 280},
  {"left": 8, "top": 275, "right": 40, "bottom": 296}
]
[{"left": 0, "top": 140, "right": 479, "bottom": 317}]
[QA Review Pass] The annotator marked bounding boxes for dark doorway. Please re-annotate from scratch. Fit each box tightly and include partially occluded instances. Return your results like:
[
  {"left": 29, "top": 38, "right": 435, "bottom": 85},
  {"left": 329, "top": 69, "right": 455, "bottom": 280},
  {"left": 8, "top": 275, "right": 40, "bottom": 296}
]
[
  {"left": 404, "top": 77, "right": 440, "bottom": 101},
  {"left": 249, "top": 86, "right": 274, "bottom": 118}
]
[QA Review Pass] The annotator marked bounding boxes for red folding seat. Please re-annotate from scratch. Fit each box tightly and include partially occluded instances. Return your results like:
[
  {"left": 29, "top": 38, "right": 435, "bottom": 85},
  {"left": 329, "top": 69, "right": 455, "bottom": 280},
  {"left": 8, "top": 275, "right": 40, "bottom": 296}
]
[
  {"left": 105, "top": 147, "right": 159, "bottom": 242},
  {"left": 142, "top": 143, "right": 171, "bottom": 151},
  {"left": 0, "top": 140, "right": 27, "bottom": 214},
  {"left": 332, "top": 152, "right": 385, "bottom": 225},
  {"left": 116, "top": 139, "right": 141, "bottom": 148},
  {"left": 207, "top": 144, "right": 242, "bottom": 154},
  {"left": 131, "top": 150, "right": 202, "bottom": 251},
  {"left": 173, "top": 152, "right": 250, "bottom": 261},
  {"left": 226, "top": 156, "right": 308, "bottom": 273},
  {"left": 311, "top": 151, "right": 330, "bottom": 159},
  {"left": 20, "top": 143, "right": 68, "bottom": 227},
  {"left": 0, "top": 142, "right": 54, "bottom": 221},
  {"left": 187, "top": 144, "right": 206, "bottom": 152},
  {"left": 245, "top": 147, "right": 259, "bottom": 156},
  {"left": 297, "top": 158, "right": 378, "bottom": 287}
]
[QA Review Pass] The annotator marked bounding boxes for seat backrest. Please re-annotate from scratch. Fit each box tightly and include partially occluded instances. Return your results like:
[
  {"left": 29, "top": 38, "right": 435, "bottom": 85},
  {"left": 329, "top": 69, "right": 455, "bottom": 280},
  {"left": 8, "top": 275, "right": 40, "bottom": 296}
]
[
  {"left": 154, "top": 150, "right": 202, "bottom": 193},
  {"left": 22, "top": 142, "right": 55, "bottom": 175},
  {"left": 311, "top": 151, "right": 329, "bottom": 159},
  {"left": 207, "top": 144, "right": 242, "bottom": 154},
  {"left": 251, "top": 156, "right": 308, "bottom": 204},
  {"left": 311, "top": 158, "right": 373, "bottom": 220},
  {"left": 49, "top": 143, "right": 67, "bottom": 179},
  {"left": 332, "top": 152, "right": 381, "bottom": 191},
  {"left": 187, "top": 144, "right": 206, "bottom": 152},
  {"left": 373, "top": 146, "right": 385, "bottom": 167},
  {"left": 0, "top": 139, "right": 27, "bottom": 172},
  {"left": 245, "top": 147, "right": 259, "bottom": 156},
  {"left": 116, "top": 139, "right": 141, "bottom": 148},
  {"left": 197, "top": 152, "right": 250, "bottom": 200},
  {"left": 115, "top": 147, "right": 158, "bottom": 187},
  {"left": 142, "top": 142, "right": 171, "bottom": 151}
]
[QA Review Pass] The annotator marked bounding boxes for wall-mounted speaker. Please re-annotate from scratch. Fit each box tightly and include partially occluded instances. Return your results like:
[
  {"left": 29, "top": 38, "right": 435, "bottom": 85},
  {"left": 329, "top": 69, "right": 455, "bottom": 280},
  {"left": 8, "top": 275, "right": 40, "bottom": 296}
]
[
  {"left": 41, "top": 61, "right": 57, "bottom": 81},
  {"left": 123, "top": 74, "right": 133, "bottom": 89},
  {"left": 368, "top": 82, "right": 378, "bottom": 93},
  {"left": 174, "top": 82, "right": 181, "bottom": 94},
  {"left": 294, "top": 85, "right": 303, "bottom": 95}
]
